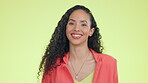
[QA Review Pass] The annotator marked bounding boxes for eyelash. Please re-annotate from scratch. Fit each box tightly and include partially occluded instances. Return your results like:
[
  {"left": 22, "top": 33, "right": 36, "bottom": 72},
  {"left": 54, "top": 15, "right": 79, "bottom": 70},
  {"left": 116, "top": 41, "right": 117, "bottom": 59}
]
[
  {"left": 68, "top": 22, "right": 87, "bottom": 26},
  {"left": 69, "top": 22, "right": 74, "bottom": 25},
  {"left": 81, "top": 24, "right": 87, "bottom": 26}
]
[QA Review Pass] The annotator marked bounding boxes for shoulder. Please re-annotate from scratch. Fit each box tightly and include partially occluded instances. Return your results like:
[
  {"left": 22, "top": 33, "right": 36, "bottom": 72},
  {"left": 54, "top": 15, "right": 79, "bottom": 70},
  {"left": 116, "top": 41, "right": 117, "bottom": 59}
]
[
  {"left": 90, "top": 49, "right": 117, "bottom": 64},
  {"left": 99, "top": 53, "right": 117, "bottom": 64}
]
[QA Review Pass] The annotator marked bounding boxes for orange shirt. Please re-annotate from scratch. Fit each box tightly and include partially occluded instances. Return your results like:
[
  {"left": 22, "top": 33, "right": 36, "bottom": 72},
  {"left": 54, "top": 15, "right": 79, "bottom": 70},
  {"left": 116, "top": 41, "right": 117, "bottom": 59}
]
[{"left": 42, "top": 49, "right": 118, "bottom": 83}]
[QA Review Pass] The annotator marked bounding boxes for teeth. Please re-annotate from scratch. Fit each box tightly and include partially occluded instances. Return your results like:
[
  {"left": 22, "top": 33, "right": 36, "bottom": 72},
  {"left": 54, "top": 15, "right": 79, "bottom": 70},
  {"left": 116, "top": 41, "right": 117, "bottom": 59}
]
[{"left": 72, "top": 34, "right": 81, "bottom": 37}]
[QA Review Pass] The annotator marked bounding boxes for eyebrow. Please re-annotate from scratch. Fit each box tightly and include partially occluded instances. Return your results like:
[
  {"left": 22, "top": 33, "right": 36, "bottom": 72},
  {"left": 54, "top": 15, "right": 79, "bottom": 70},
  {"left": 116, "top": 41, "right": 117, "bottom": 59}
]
[
  {"left": 80, "top": 20, "right": 87, "bottom": 23},
  {"left": 68, "top": 19, "right": 75, "bottom": 22},
  {"left": 68, "top": 19, "right": 88, "bottom": 23}
]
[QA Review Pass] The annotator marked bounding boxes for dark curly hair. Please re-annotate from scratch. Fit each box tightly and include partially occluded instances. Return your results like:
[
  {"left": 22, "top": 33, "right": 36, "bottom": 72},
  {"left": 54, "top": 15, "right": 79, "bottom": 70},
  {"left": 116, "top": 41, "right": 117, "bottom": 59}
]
[{"left": 38, "top": 5, "right": 104, "bottom": 79}]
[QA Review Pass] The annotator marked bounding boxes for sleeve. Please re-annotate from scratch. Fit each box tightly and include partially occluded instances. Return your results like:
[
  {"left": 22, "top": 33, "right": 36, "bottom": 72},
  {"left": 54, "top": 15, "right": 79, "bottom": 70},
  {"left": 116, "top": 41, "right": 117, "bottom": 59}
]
[
  {"left": 113, "top": 59, "right": 118, "bottom": 83},
  {"left": 42, "top": 73, "right": 51, "bottom": 83}
]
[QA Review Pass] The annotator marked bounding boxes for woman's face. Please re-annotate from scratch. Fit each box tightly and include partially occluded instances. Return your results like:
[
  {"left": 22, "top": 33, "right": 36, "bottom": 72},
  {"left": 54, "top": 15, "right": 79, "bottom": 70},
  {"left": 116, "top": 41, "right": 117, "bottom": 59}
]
[{"left": 66, "top": 9, "right": 94, "bottom": 46}]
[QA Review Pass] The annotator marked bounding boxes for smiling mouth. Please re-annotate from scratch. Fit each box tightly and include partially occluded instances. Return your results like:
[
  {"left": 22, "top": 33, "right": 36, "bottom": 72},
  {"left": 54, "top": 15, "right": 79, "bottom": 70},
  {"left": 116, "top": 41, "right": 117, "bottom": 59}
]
[{"left": 71, "top": 33, "right": 82, "bottom": 39}]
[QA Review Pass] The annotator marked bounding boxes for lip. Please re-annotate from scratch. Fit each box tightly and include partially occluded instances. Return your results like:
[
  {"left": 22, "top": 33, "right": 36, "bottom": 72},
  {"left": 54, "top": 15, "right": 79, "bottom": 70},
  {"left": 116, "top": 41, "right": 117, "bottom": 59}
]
[{"left": 71, "top": 33, "right": 83, "bottom": 39}]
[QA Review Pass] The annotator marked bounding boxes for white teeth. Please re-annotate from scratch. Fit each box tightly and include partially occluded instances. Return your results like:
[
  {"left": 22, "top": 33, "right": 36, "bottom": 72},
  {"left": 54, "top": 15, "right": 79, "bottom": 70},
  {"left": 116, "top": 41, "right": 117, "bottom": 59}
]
[{"left": 72, "top": 35, "right": 81, "bottom": 37}]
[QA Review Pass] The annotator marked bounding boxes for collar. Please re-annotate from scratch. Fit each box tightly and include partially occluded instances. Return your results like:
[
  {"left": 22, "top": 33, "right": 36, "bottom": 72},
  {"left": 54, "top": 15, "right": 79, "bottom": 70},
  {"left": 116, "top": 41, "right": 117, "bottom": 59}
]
[{"left": 62, "top": 48, "right": 102, "bottom": 64}]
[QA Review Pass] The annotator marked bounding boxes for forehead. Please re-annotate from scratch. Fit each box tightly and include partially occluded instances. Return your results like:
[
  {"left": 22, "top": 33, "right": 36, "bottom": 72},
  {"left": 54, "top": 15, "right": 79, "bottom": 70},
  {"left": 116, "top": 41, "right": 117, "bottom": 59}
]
[{"left": 69, "top": 9, "right": 90, "bottom": 22}]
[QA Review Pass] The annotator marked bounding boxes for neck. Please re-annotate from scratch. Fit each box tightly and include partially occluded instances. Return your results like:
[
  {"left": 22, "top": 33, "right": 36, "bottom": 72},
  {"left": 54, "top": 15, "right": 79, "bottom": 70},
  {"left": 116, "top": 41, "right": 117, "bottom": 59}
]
[{"left": 69, "top": 43, "right": 90, "bottom": 61}]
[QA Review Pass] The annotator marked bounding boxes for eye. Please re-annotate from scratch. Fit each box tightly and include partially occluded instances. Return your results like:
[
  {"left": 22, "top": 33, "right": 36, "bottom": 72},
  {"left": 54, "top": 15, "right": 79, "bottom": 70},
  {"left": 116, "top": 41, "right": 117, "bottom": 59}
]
[
  {"left": 68, "top": 22, "right": 74, "bottom": 25},
  {"left": 81, "top": 24, "right": 87, "bottom": 26}
]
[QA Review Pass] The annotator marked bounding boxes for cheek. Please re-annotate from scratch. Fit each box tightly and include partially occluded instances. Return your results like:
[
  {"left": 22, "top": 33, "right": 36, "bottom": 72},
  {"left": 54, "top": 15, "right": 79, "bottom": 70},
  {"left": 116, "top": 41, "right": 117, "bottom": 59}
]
[
  {"left": 66, "top": 26, "right": 72, "bottom": 37},
  {"left": 66, "top": 27, "right": 70, "bottom": 33},
  {"left": 83, "top": 28, "right": 91, "bottom": 35},
  {"left": 66, "top": 25, "right": 73, "bottom": 33},
  {"left": 66, "top": 28, "right": 69, "bottom": 36}
]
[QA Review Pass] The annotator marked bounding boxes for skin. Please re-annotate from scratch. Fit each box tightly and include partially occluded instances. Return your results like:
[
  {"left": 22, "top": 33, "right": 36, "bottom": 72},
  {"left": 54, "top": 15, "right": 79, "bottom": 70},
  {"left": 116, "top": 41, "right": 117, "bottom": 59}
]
[{"left": 66, "top": 9, "right": 96, "bottom": 82}]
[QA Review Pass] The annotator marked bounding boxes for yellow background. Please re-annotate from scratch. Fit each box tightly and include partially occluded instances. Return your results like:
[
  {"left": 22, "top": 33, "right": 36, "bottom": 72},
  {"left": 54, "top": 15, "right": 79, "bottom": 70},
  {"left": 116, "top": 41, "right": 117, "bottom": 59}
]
[{"left": 0, "top": 0, "right": 148, "bottom": 83}]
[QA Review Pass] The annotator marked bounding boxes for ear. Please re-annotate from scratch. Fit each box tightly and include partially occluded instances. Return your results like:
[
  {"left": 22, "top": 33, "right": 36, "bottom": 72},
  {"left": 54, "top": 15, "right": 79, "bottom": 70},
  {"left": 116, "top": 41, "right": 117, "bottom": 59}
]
[{"left": 89, "top": 28, "right": 95, "bottom": 36}]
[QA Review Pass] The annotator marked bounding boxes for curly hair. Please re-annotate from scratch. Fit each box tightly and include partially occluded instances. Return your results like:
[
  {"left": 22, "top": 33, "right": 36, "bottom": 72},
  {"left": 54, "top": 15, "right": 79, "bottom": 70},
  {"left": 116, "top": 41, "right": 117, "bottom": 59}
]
[{"left": 37, "top": 5, "right": 104, "bottom": 79}]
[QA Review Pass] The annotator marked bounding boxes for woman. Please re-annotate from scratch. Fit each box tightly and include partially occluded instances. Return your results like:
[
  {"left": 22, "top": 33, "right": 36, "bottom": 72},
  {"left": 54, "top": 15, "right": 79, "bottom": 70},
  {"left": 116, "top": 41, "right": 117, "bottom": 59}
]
[{"left": 38, "top": 5, "right": 118, "bottom": 83}]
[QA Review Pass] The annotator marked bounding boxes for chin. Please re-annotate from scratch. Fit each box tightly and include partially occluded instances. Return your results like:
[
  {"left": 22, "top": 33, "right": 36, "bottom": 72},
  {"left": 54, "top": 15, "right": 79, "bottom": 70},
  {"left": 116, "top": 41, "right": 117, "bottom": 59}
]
[
  {"left": 69, "top": 40, "right": 87, "bottom": 46},
  {"left": 69, "top": 41, "right": 80, "bottom": 45}
]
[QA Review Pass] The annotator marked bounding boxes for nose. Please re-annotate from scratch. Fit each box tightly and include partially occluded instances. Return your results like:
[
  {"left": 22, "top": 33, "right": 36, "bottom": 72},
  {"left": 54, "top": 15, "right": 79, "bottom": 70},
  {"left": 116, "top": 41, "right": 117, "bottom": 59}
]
[{"left": 74, "top": 24, "right": 80, "bottom": 31}]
